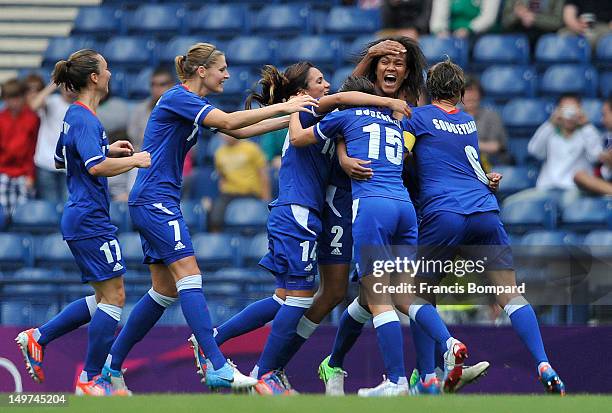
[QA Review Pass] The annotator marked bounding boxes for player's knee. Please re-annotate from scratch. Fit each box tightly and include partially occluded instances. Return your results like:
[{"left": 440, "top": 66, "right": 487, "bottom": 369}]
[{"left": 320, "top": 283, "right": 347, "bottom": 307}]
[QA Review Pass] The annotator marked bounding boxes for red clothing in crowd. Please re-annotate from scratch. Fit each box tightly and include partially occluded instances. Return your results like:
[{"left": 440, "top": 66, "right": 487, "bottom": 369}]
[{"left": 0, "top": 105, "right": 39, "bottom": 179}]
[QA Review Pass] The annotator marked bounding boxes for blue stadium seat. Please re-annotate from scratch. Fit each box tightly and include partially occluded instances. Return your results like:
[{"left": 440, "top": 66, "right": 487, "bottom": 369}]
[
  {"left": 539, "top": 64, "right": 598, "bottom": 98},
  {"left": 72, "top": 6, "right": 122, "bottom": 35},
  {"left": 192, "top": 233, "right": 237, "bottom": 269},
  {"left": 480, "top": 66, "right": 536, "bottom": 101},
  {"left": 188, "top": 4, "right": 249, "bottom": 37},
  {"left": 33, "top": 233, "right": 76, "bottom": 270},
  {"left": 279, "top": 36, "right": 341, "bottom": 71},
  {"left": 220, "top": 66, "right": 250, "bottom": 98},
  {"left": 13, "top": 267, "right": 62, "bottom": 280},
  {"left": 560, "top": 197, "right": 612, "bottom": 232},
  {"left": 210, "top": 266, "right": 269, "bottom": 282},
  {"left": 10, "top": 200, "right": 60, "bottom": 233},
  {"left": 595, "top": 33, "right": 612, "bottom": 68},
  {"left": 583, "top": 230, "right": 612, "bottom": 257},
  {"left": 125, "top": 4, "right": 185, "bottom": 36},
  {"left": 582, "top": 99, "right": 603, "bottom": 128},
  {"left": 0, "top": 206, "right": 6, "bottom": 231},
  {"left": 324, "top": 6, "right": 380, "bottom": 36},
  {"left": 419, "top": 36, "right": 468, "bottom": 68},
  {"left": 224, "top": 198, "right": 269, "bottom": 234},
  {"left": 518, "top": 230, "right": 580, "bottom": 258},
  {"left": 253, "top": 5, "right": 310, "bottom": 36},
  {"left": 125, "top": 67, "right": 153, "bottom": 99},
  {"left": 159, "top": 36, "right": 210, "bottom": 64},
  {"left": 331, "top": 66, "right": 355, "bottom": 92},
  {"left": 109, "top": 67, "right": 128, "bottom": 99},
  {"left": 225, "top": 36, "right": 276, "bottom": 66},
  {"left": 110, "top": 201, "right": 130, "bottom": 233},
  {"left": 500, "top": 196, "right": 558, "bottom": 234},
  {"left": 241, "top": 232, "right": 269, "bottom": 267},
  {"left": 506, "top": 137, "right": 532, "bottom": 165},
  {"left": 502, "top": 98, "right": 553, "bottom": 138},
  {"left": 117, "top": 232, "right": 144, "bottom": 267},
  {"left": 181, "top": 200, "right": 207, "bottom": 232},
  {"left": 600, "top": 72, "right": 612, "bottom": 98},
  {"left": 494, "top": 165, "right": 538, "bottom": 198},
  {"left": 187, "top": 166, "right": 219, "bottom": 200},
  {"left": 0, "top": 233, "right": 31, "bottom": 270},
  {"left": 43, "top": 37, "right": 97, "bottom": 65},
  {"left": 343, "top": 35, "right": 377, "bottom": 63},
  {"left": 1, "top": 301, "right": 58, "bottom": 326},
  {"left": 103, "top": 37, "right": 156, "bottom": 69},
  {"left": 472, "top": 34, "right": 529, "bottom": 67},
  {"left": 535, "top": 34, "right": 590, "bottom": 65}
]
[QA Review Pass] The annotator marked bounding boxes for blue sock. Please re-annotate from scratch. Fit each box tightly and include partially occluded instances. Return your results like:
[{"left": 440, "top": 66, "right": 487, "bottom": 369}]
[
  {"left": 214, "top": 295, "right": 283, "bottom": 346},
  {"left": 410, "top": 302, "right": 451, "bottom": 346},
  {"left": 505, "top": 300, "right": 548, "bottom": 365},
  {"left": 276, "top": 315, "right": 319, "bottom": 368},
  {"left": 177, "top": 275, "right": 226, "bottom": 370},
  {"left": 373, "top": 311, "right": 406, "bottom": 384},
  {"left": 84, "top": 304, "right": 121, "bottom": 381},
  {"left": 328, "top": 298, "right": 370, "bottom": 369},
  {"left": 435, "top": 340, "right": 445, "bottom": 371},
  {"left": 256, "top": 296, "right": 313, "bottom": 378},
  {"left": 109, "top": 289, "right": 175, "bottom": 371},
  {"left": 37, "top": 295, "right": 97, "bottom": 346},
  {"left": 409, "top": 319, "right": 436, "bottom": 379}
]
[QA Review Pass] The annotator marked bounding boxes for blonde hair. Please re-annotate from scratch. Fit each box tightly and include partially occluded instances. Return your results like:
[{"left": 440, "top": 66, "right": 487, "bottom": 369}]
[{"left": 174, "top": 42, "right": 224, "bottom": 83}]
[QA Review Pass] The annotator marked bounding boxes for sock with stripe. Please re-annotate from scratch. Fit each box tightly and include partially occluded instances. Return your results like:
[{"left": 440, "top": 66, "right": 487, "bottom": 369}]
[
  {"left": 409, "top": 301, "right": 452, "bottom": 347},
  {"left": 374, "top": 311, "right": 406, "bottom": 384},
  {"left": 505, "top": 296, "right": 549, "bottom": 367},
  {"left": 36, "top": 295, "right": 97, "bottom": 346},
  {"left": 84, "top": 303, "right": 121, "bottom": 381},
  {"left": 276, "top": 315, "right": 319, "bottom": 368},
  {"left": 328, "top": 298, "right": 371, "bottom": 369},
  {"left": 409, "top": 318, "right": 436, "bottom": 380}
]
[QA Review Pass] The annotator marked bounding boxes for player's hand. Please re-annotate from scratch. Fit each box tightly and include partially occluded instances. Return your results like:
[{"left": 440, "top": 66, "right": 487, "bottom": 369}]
[
  {"left": 341, "top": 157, "right": 373, "bottom": 181},
  {"left": 366, "top": 40, "right": 406, "bottom": 58},
  {"left": 283, "top": 95, "right": 319, "bottom": 114},
  {"left": 132, "top": 151, "right": 151, "bottom": 168},
  {"left": 388, "top": 99, "right": 412, "bottom": 118},
  {"left": 487, "top": 172, "right": 502, "bottom": 192},
  {"left": 109, "top": 140, "right": 134, "bottom": 157}
]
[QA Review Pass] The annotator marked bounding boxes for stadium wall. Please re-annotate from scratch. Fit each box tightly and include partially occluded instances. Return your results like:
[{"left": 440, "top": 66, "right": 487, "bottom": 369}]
[{"left": 1, "top": 325, "right": 610, "bottom": 394}]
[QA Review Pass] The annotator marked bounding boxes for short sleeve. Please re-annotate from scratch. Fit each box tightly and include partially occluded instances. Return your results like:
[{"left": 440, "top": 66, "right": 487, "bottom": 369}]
[
  {"left": 54, "top": 133, "right": 64, "bottom": 164},
  {"left": 313, "top": 111, "right": 345, "bottom": 142},
  {"left": 402, "top": 117, "right": 417, "bottom": 152},
  {"left": 74, "top": 122, "right": 106, "bottom": 170},
  {"left": 299, "top": 103, "right": 324, "bottom": 128},
  {"left": 164, "top": 90, "right": 216, "bottom": 126}
]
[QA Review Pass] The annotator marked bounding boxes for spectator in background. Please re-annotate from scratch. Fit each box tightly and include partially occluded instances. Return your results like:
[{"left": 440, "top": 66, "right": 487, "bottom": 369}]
[
  {"left": 515, "top": 94, "right": 602, "bottom": 202},
  {"left": 97, "top": 88, "right": 130, "bottom": 141},
  {"left": 430, "top": 0, "right": 501, "bottom": 38},
  {"left": 0, "top": 78, "right": 39, "bottom": 214},
  {"left": 127, "top": 67, "right": 174, "bottom": 151},
  {"left": 502, "top": 0, "right": 565, "bottom": 47},
  {"left": 562, "top": 1, "right": 612, "bottom": 47},
  {"left": 210, "top": 133, "right": 271, "bottom": 232},
  {"left": 23, "top": 73, "right": 45, "bottom": 108},
  {"left": 379, "top": 0, "right": 432, "bottom": 39},
  {"left": 462, "top": 75, "right": 511, "bottom": 167},
  {"left": 574, "top": 96, "right": 612, "bottom": 196},
  {"left": 260, "top": 127, "right": 285, "bottom": 171},
  {"left": 30, "top": 81, "right": 76, "bottom": 202}
]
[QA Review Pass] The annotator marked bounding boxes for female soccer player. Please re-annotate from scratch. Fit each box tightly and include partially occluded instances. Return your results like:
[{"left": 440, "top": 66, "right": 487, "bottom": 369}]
[
  {"left": 16, "top": 49, "right": 151, "bottom": 396},
  {"left": 101, "top": 43, "right": 318, "bottom": 392},
  {"left": 188, "top": 61, "right": 411, "bottom": 394}
]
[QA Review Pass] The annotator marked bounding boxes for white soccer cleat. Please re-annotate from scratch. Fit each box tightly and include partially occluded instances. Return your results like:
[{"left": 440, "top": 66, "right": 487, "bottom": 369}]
[
  {"left": 318, "top": 356, "right": 346, "bottom": 396},
  {"left": 102, "top": 365, "right": 133, "bottom": 396},
  {"left": 443, "top": 338, "right": 468, "bottom": 393},
  {"left": 452, "top": 361, "right": 490, "bottom": 393},
  {"left": 357, "top": 376, "right": 409, "bottom": 397}
]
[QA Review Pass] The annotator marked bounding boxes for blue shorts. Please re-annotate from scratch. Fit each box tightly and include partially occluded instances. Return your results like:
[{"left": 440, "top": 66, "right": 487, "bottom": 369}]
[
  {"left": 352, "top": 197, "right": 418, "bottom": 278},
  {"left": 67, "top": 234, "right": 127, "bottom": 283},
  {"left": 318, "top": 185, "right": 353, "bottom": 265},
  {"left": 129, "top": 203, "right": 195, "bottom": 266},
  {"left": 417, "top": 210, "right": 514, "bottom": 278},
  {"left": 259, "top": 204, "right": 322, "bottom": 290}
]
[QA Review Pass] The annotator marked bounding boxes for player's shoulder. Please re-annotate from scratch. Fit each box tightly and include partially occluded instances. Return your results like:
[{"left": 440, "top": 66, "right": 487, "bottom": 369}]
[{"left": 65, "top": 104, "right": 100, "bottom": 128}]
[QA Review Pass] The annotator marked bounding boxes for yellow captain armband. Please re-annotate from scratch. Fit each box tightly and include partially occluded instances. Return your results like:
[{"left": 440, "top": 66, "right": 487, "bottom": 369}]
[{"left": 403, "top": 131, "right": 416, "bottom": 152}]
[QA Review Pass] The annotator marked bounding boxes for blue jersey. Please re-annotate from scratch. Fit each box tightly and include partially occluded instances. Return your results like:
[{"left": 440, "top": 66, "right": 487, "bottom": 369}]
[
  {"left": 314, "top": 107, "right": 410, "bottom": 201},
  {"left": 54, "top": 102, "right": 115, "bottom": 240},
  {"left": 404, "top": 105, "right": 499, "bottom": 216},
  {"left": 129, "top": 84, "right": 215, "bottom": 206},
  {"left": 273, "top": 108, "right": 335, "bottom": 212}
]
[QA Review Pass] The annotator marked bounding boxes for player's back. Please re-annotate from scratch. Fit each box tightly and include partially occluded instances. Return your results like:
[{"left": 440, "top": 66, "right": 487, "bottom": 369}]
[{"left": 129, "top": 84, "right": 214, "bottom": 206}]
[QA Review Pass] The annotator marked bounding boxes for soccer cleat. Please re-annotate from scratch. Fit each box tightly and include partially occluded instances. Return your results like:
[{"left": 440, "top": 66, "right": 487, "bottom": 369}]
[
  {"left": 451, "top": 361, "right": 490, "bottom": 393},
  {"left": 357, "top": 376, "right": 409, "bottom": 397},
  {"left": 15, "top": 328, "right": 45, "bottom": 384},
  {"left": 101, "top": 365, "right": 132, "bottom": 395},
  {"left": 205, "top": 359, "right": 258, "bottom": 390},
  {"left": 277, "top": 369, "right": 299, "bottom": 395},
  {"left": 539, "top": 364, "right": 566, "bottom": 395},
  {"left": 409, "top": 368, "right": 420, "bottom": 389},
  {"left": 318, "top": 355, "right": 347, "bottom": 396},
  {"left": 254, "top": 371, "right": 293, "bottom": 396},
  {"left": 443, "top": 338, "right": 468, "bottom": 393},
  {"left": 188, "top": 334, "right": 207, "bottom": 383},
  {"left": 409, "top": 376, "right": 442, "bottom": 395},
  {"left": 75, "top": 375, "right": 129, "bottom": 396}
]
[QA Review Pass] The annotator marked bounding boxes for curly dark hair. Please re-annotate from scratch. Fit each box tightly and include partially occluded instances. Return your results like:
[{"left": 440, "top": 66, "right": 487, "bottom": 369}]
[
  {"left": 426, "top": 58, "right": 465, "bottom": 103},
  {"left": 359, "top": 36, "right": 426, "bottom": 105}
]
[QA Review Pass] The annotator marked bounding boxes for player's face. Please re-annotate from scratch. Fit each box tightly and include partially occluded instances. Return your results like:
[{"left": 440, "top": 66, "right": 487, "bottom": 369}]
[
  {"left": 303, "top": 67, "right": 330, "bottom": 99},
  {"left": 375, "top": 53, "right": 407, "bottom": 97},
  {"left": 204, "top": 55, "right": 230, "bottom": 94},
  {"left": 463, "top": 86, "right": 480, "bottom": 114},
  {"left": 94, "top": 55, "right": 111, "bottom": 97}
]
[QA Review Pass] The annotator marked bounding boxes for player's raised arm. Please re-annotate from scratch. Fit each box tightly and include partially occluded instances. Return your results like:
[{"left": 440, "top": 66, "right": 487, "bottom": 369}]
[
  {"left": 218, "top": 115, "right": 289, "bottom": 140},
  {"left": 288, "top": 112, "right": 318, "bottom": 147},
  {"left": 336, "top": 139, "right": 373, "bottom": 180},
  {"left": 316, "top": 92, "right": 411, "bottom": 118},
  {"left": 88, "top": 151, "right": 150, "bottom": 177}
]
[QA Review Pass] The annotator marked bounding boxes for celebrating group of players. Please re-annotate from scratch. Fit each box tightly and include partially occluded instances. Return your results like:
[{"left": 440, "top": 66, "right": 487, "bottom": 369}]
[{"left": 14, "top": 35, "right": 565, "bottom": 397}]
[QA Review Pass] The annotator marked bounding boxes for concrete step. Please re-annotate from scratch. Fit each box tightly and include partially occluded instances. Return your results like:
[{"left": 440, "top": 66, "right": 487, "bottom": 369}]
[
  {"left": 0, "top": 53, "right": 42, "bottom": 68},
  {"left": 0, "top": 69, "right": 19, "bottom": 82},
  {"left": 0, "top": 7, "right": 78, "bottom": 22},
  {"left": 0, "top": 22, "right": 72, "bottom": 37},
  {"left": 0, "top": 38, "right": 48, "bottom": 53},
  {"left": 0, "top": 0, "right": 99, "bottom": 5}
]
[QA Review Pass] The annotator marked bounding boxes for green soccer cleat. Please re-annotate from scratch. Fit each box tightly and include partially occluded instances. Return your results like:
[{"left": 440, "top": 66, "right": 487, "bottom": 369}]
[{"left": 318, "top": 355, "right": 347, "bottom": 396}]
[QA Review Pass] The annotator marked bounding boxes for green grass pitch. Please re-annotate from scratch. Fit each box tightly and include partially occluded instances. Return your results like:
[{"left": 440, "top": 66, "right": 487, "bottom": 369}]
[{"left": 20, "top": 394, "right": 612, "bottom": 413}]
